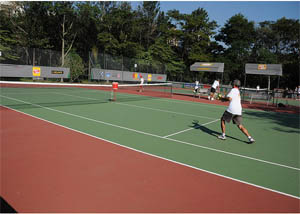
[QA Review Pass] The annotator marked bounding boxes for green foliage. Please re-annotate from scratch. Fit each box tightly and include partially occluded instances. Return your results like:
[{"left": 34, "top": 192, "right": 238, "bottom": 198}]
[
  {"left": 0, "top": 30, "right": 18, "bottom": 61},
  {"left": 1, "top": 2, "right": 298, "bottom": 88},
  {"left": 10, "top": 2, "right": 52, "bottom": 48},
  {"left": 0, "top": 8, "right": 18, "bottom": 61},
  {"left": 64, "top": 51, "right": 85, "bottom": 82}
]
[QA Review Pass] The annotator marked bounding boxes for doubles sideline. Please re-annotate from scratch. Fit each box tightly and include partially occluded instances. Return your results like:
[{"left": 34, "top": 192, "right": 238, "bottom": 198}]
[
  {"left": 1, "top": 94, "right": 299, "bottom": 173},
  {"left": 1, "top": 102, "right": 299, "bottom": 200}
]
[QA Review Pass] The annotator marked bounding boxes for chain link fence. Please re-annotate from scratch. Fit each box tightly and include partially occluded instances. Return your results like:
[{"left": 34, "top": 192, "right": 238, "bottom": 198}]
[
  {"left": 0, "top": 46, "right": 62, "bottom": 67},
  {"left": 89, "top": 51, "right": 166, "bottom": 75},
  {"left": 1, "top": 46, "right": 168, "bottom": 81}
]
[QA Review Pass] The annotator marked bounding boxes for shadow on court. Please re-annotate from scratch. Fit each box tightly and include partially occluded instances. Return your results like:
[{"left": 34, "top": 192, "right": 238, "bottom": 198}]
[
  {"left": 244, "top": 111, "right": 299, "bottom": 133},
  {"left": 0, "top": 196, "right": 18, "bottom": 213},
  {"left": 1, "top": 95, "right": 160, "bottom": 110},
  {"left": 191, "top": 120, "right": 248, "bottom": 144}
]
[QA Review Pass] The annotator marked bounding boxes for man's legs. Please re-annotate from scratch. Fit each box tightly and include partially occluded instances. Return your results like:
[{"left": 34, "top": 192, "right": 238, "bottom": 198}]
[
  {"left": 237, "top": 124, "right": 250, "bottom": 137},
  {"left": 218, "top": 119, "right": 226, "bottom": 140},
  {"left": 221, "top": 119, "right": 226, "bottom": 134},
  {"left": 209, "top": 92, "right": 215, "bottom": 100},
  {"left": 218, "top": 113, "right": 255, "bottom": 143},
  {"left": 208, "top": 88, "right": 216, "bottom": 100},
  {"left": 237, "top": 124, "right": 255, "bottom": 143}
]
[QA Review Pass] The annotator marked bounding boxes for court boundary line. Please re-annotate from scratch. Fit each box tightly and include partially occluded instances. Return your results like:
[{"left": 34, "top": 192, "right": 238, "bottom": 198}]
[
  {"left": 114, "top": 102, "right": 217, "bottom": 120},
  {"left": 163, "top": 119, "right": 220, "bottom": 138},
  {"left": 1, "top": 94, "right": 299, "bottom": 173},
  {"left": 1, "top": 104, "right": 299, "bottom": 200},
  {"left": 54, "top": 92, "right": 218, "bottom": 120},
  {"left": 8, "top": 87, "right": 295, "bottom": 118}
]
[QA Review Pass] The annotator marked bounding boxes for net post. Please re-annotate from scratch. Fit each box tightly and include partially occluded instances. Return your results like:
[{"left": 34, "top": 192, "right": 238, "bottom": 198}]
[{"left": 111, "top": 82, "right": 118, "bottom": 101}]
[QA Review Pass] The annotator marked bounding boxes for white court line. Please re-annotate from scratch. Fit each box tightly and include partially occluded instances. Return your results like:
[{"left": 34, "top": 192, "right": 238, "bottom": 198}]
[
  {"left": 1, "top": 104, "right": 299, "bottom": 200},
  {"left": 1, "top": 94, "right": 299, "bottom": 173},
  {"left": 115, "top": 102, "right": 216, "bottom": 120},
  {"left": 52, "top": 91, "right": 217, "bottom": 120},
  {"left": 51, "top": 92, "right": 99, "bottom": 100},
  {"left": 0, "top": 95, "right": 162, "bottom": 138},
  {"left": 163, "top": 119, "right": 220, "bottom": 138}
]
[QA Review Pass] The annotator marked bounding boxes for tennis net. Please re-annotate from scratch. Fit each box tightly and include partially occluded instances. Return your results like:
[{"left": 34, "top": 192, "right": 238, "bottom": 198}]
[
  {"left": 113, "top": 82, "right": 172, "bottom": 101},
  {"left": 0, "top": 81, "right": 172, "bottom": 108},
  {"left": 241, "top": 87, "right": 272, "bottom": 105}
]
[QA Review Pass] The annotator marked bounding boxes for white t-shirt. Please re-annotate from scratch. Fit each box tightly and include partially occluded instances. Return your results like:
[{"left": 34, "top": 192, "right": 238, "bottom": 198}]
[
  {"left": 194, "top": 81, "right": 199, "bottom": 90},
  {"left": 140, "top": 78, "right": 144, "bottom": 85},
  {"left": 226, "top": 87, "right": 242, "bottom": 115},
  {"left": 212, "top": 80, "right": 219, "bottom": 89}
]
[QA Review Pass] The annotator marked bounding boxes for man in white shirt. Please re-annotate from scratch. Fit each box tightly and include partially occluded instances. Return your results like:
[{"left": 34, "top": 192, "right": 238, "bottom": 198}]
[
  {"left": 194, "top": 81, "right": 199, "bottom": 94},
  {"left": 208, "top": 79, "right": 220, "bottom": 101},
  {"left": 218, "top": 79, "right": 255, "bottom": 144}
]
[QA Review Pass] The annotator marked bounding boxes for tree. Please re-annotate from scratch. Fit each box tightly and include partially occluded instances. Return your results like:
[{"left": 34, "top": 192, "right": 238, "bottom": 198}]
[
  {"left": 73, "top": 2, "right": 102, "bottom": 62},
  {"left": 64, "top": 50, "right": 84, "bottom": 82},
  {"left": 96, "top": 1, "right": 120, "bottom": 55},
  {"left": 249, "top": 18, "right": 299, "bottom": 88},
  {"left": 9, "top": 2, "right": 52, "bottom": 48},
  {"left": 149, "top": 37, "right": 185, "bottom": 80},
  {"left": 48, "top": 2, "right": 78, "bottom": 66},
  {"left": 270, "top": 18, "right": 299, "bottom": 88},
  {"left": 3, "top": 2, "right": 53, "bottom": 65},
  {"left": 183, "top": 8, "right": 218, "bottom": 64},
  {"left": 215, "top": 14, "right": 256, "bottom": 82},
  {"left": 137, "top": 1, "right": 161, "bottom": 50},
  {"left": 0, "top": 30, "right": 18, "bottom": 61},
  {"left": 167, "top": 8, "right": 218, "bottom": 82},
  {"left": 0, "top": 6, "right": 18, "bottom": 61}
]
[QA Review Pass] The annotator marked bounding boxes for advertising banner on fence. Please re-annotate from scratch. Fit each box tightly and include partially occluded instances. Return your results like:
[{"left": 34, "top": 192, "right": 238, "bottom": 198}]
[
  {"left": 91, "top": 68, "right": 167, "bottom": 82},
  {"left": 32, "top": 67, "right": 41, "bottom": 77},
  {"left": 0, "top": 64, "right": 70, "bottom": 78}
]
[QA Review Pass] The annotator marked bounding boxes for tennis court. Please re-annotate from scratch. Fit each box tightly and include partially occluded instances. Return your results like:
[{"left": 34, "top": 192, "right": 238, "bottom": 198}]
[{"left": 1, "top": 81, "right": 299, "bottom": 212}]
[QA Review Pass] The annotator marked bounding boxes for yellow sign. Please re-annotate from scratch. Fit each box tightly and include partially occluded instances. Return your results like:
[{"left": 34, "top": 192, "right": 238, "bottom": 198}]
[
  {"left": 197, "top": 68, "right": 211, "bottom": 71},
  {"left": 32, "top": 67, "right": 41, "bottom": 76},
  {"left": 51, "top": 70, "right": 64, "bottom": 74},
  {"left": 148, "top": 74, "right": 152, "bottom": 81},
  {"left": 258, "top": 64, "right": 267, "bottom": 70}
]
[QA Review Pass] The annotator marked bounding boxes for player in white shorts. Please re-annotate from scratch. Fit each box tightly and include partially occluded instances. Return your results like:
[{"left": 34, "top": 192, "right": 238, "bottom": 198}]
[{"left": 218, "top": 79, "right": 255, "bottom": 144}]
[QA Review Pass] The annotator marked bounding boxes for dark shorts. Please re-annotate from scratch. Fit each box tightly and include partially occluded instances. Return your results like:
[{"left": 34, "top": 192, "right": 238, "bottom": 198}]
[
  {"left": 210, "top": 87, "right": 216, "bottom": 93},
  {"left": 221, "top": 111, "right": 242, "bottom": 125}
]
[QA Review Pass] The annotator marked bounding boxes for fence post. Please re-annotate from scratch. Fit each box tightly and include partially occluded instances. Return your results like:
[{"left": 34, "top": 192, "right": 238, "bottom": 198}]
[
  {"left": 88, "top": 52, "right": 91, "bottom": 81},
  {"left": 32, "top": 48, "right": 35, "bottom": 66}
]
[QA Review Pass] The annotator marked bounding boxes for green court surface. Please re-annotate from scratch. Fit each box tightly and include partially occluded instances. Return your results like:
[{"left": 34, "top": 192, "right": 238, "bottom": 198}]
[
  {"left": 276, "top": 97, "right": 300, "bottom": 107},
  {"left": 1, "top": 85, "right": 299, "bottom": 199}
]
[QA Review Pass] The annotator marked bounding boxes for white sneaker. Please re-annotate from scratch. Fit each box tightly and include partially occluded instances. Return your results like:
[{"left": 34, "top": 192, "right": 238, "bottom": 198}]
[
  {"left": 211, "top": 98, "right": 214, "bottom": 101},
  {"left": 208, "top": 96, "right": 210, "bottom": 100},
  {"left": 248, "top": 137, "right": 255, "bottom": 144},
  {"left": 218, "top": 135, "right": 226, "bottom": 140}
]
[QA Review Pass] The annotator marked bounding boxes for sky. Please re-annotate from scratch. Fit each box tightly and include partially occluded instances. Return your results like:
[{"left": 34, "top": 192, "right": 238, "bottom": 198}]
[{"left": 131, "top": 1, "right": 300, "bottom": 29}]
